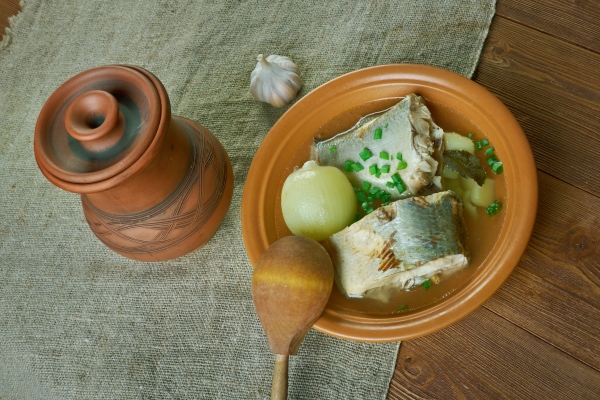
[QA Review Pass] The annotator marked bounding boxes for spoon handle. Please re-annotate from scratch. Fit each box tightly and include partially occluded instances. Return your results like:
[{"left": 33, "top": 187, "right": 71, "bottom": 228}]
[{"left": 271, "top": 354, "right": 289, "bottom": 400}]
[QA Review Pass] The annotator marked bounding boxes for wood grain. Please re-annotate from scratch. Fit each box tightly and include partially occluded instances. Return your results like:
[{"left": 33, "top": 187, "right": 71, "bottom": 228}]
[
  {"left": 389, "top": 307, "right": 600, "bottom": 400},
  {"left": 0, "top": 0, "right": 18, "bottom": 38},
  {"left": 496, "top": 0, "right": 600, "bottom": 52},
  {"left": 474, "top": 16, "right": 600, "bottom": 197},
  {"left": 481, "top": 171, "right": 599, "bottom": 369}
]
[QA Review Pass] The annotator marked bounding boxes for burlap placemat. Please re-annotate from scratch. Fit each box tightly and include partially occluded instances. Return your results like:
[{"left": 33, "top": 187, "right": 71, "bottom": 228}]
[{"left": 0, "top": 1, "right": 495, "bottom": 398}]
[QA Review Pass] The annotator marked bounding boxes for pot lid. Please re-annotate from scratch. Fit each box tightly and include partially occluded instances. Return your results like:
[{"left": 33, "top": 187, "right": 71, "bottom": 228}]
[{"left": 34, "top": 65, "right": 166, "bottom": 192}]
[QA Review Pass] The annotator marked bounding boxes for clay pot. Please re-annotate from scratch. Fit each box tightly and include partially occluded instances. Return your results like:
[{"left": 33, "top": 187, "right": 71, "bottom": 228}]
[{"left": 34, "top": 65, "right": 233, "bottom": 261}]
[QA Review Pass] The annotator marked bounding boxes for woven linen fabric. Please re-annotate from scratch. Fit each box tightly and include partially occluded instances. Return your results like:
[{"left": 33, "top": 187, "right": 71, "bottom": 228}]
[{"left": 0, "top": 0, "right": 495, "bottom": 398}]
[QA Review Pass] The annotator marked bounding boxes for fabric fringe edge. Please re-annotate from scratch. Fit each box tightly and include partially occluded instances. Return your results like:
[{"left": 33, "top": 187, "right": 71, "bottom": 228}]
[{"left": 0, "top": 0, "right": 27, "bottom": 49}]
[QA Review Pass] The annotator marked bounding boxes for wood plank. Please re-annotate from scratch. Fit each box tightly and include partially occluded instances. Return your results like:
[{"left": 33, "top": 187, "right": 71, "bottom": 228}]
[
  {"left": 0, "top": 0, "right": 19, "bottom": 39},
  {"left": 473, "top": 17, "right": 600, "bottom": 197},
  {"left": 496, "top": 0, "right": 600, "bottom": 52},
  {"left": 482, "top": 171, "right": 600, "bottom": 369},
  {"left": 388, "top": 307, "right": 600, "bottom": 400}
]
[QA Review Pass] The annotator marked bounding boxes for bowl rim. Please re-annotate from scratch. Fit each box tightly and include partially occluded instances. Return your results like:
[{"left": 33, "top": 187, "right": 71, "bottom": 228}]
[{"left": 242, "top": 64, "right": 538, "bottom": 342}]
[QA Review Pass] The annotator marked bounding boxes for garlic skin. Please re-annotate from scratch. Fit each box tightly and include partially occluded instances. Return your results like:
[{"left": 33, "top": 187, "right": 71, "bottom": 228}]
[{"left": 250, "top": 54, "right": 301, "bottom": 108}]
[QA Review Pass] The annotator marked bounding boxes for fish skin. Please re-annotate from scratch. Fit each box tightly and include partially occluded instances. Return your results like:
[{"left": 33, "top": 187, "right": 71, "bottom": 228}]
[
  {"left": 312, "top": 94, "right": 444, "bottom": 200},
  {"left": 325, "top": 191, "right": 470, "bottom": 298}
]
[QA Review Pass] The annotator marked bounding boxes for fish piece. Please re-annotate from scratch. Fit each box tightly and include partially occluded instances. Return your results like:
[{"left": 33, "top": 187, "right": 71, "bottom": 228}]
[
  {"left": 324, "top": 191, "right": 469, "bottom": 298},
  {"left": 312, "top": 94, "right": 444, "bottom": 200}
]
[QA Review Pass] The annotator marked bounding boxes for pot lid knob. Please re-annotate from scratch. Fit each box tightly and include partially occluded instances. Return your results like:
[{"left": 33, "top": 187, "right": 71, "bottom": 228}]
[{"left": 64, "top": 90, "right": 125, "bottom": 153}]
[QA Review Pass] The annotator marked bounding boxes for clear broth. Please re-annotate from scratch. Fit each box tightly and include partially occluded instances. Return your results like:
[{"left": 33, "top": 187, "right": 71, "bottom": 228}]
[{"left": 275, "top": 97, "right": 506, "bottom": 315}]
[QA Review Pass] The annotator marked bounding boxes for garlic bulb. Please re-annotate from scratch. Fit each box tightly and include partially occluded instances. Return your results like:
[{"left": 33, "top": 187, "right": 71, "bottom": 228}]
[{"left": 250, "top": 54, "right": 301, "bottom": 108}]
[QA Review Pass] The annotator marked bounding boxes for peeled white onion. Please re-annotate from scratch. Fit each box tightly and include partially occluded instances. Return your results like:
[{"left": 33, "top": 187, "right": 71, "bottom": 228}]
[{"left": 281, "top": 161, "right": 356, "bottom": 241}]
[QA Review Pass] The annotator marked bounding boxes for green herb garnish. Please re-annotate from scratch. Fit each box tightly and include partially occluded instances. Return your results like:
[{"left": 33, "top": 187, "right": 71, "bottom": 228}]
[
  {"left": 344, "top": 160, "right": 354, "bottom": 172},
  {"left": 468, "top": 133, "right": 473, "bottom": 139},
  {"left": 396, "top": 181, "right": 406, "bottom": 193},
  {"left": 396, "top": 152, "right": 403, "bottom": 161},
  {"left": 369, "top": 164, "right": 378, "bottom": 175},
  {"left": 362, "top": 181, "right": 371, "bottom": 191},
  {"left": 485, "top": 200, "right": 502, "bottom": 216},
  {"left": 329, "top": 145, "right": 337, "bottom": 152},
  {"left": 397, "top": 305, "right": 408, "bottom": 312},
  {"left": 374, "top": 128, "right": 383, "bottom": 140},
  {"left": 421, "top": 280, "right": 433, "bottom": 290},
  {"left": 359, "top": 148, "right": 373, "bottom": 161},
  {"left": 486, "top": 155, "right": 499, "bottom": 166},
  {"left": 386, "top": 181, "right": 395, "bottom": 189},
  {"left": 491, "top": 161, "right": 504, "bottom": 174},
  {"left": 379, "top": 151, "right": 389, "bottom": 160},
  {"left": 397, "top": 161, "right": 408, "bottom": 170},
  {"left": 381, "top": 165, "right": 391, "bottom": 174},
  {"left": 351, "top": 162, "right": 364, "bottom": 172},
  {"left": 485, "top": 147, "right": 495, "bottom": 155}
]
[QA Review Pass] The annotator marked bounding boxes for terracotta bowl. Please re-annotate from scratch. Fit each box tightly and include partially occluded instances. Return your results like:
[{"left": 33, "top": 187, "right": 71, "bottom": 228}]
[{"left": 241, "top": 64, "right": 537, "bottom": 342}]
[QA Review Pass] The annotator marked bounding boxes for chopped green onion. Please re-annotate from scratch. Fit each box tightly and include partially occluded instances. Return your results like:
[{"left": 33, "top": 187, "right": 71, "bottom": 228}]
[
  {"left": 381, "top": 192, "right": 391, "bottom": 202},
  {"left": 329, "top": 145, "right": 337, "bottom": 152},
  {"left": 361, "top": 202, "right": 370, "bottom": 211},
  {"left": 396, "top": 152, "right": 403, "bottom": 161},
  {"left": 374, "top": 128, "right": 383, "bottom": 140},
  {"left": 396, "top": 181, "right": 407, "bottom": 193},
  {"left": 354, "top": 212, "right": 362, "bottom": 222},
  {"left": 475, "top": 140, "right": 484, "bottom": 151},
  {"left": 485, "top": 147, "right": 495, "bottom": 155},
  {"left": 375, "top": 169, "right": 381, "bottom": 178},
  {"left": 485, "top": 200, "right": 502, "bottom": 216},
  {"left": 379, "top": 151, "right": 389, "bottom": 160},
  {"left": 384, "top": 123, "right": 389, "bottom": 128},
  {"left": 367, "top": 195, "right": 374, "bottom": 203},
  {"left": 381, "top": 164, "right": 391, "bottom": 174},
  {"left": 359, "top": 148, "right": 373, "bottom": 161},
  {"left": 468, "top": 133, "right": 473, "bottom": 139},
  {"left": 366, "top": 207, "right": 375, "bottom": 214},
  {"left": 374, "top": 189, "right": 384, "bottom": 199},
  {"left": 421, "top": 280, "right": 433, "bottom": 290},
  {"left": 481, "top": 138, "right": 489, "bottom": 147},
  {"left": 383, "top": 201, "right": 391, "bottom": 206},
  {"left": 386, "top": 181, "right": 395, "bottom": 189},
  {"left": 369, "top": 187, "right": 379, "bottom": 195},
  {"left": 344, "top": 160, "right": 354, "bottom": 172},
  {"left": 362, "top": 181, "right": 371, "bottom": 191},
  {"left": 391, "top": 173, "right": 402, "bottom": 184},
  {"left": 352, "top": 163, "right": 364, "bottom": 172},
  {"left": 356, "top": 191, "right": 366, "bottom": 202},
  {"left": 352, "top": 185, "right": 360, "bottom": 192},
  {"left": 486, "top": 155, "right": 499, "bottom": 166},
  {"left": 369, "top": 164, "right": 378, "bottom": 175},
  {"left": 397, "top": 161, "right": 408, "bottom": 170},
  {"left": 397, "top": 305, "right": 408, "bottom": 311},
  {"left": 491, "top": 161, "right": 504, "bottom": 174}
]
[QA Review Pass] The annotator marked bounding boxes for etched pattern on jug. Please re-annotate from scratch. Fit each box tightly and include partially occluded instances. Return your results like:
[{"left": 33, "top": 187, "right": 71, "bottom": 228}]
[{"left": 82, "top": 125, "right": 227, "bottom": 255}]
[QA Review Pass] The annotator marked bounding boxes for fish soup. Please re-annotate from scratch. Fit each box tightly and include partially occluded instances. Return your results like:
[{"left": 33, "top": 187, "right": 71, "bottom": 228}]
[{"left": 275, "top": 97, "right": 506, "bottom": 315}]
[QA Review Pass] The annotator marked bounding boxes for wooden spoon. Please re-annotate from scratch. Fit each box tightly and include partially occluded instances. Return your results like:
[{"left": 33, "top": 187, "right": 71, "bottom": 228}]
[{"left": 252, "top": 236, "right": 334, "bottom": 400}]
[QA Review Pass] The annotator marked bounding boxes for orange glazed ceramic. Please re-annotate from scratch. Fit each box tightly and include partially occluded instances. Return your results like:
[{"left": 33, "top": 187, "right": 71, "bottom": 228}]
[
  {"left": 34, "top": 65, "right": 233, "bottom": 261},
  {"left": 241, "top": 64, "right": 538, "bottom": 342}
]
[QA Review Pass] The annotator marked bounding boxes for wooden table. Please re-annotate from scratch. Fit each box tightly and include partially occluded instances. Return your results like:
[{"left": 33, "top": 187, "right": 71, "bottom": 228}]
[{"left": 2, "top": 1, "right": 598, "bottom": 398}]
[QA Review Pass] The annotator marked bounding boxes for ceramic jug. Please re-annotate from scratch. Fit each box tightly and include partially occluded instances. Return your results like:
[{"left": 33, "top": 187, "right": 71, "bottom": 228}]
[{"left": 34, "top": 65, "right": 233, "bottom": 261}]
